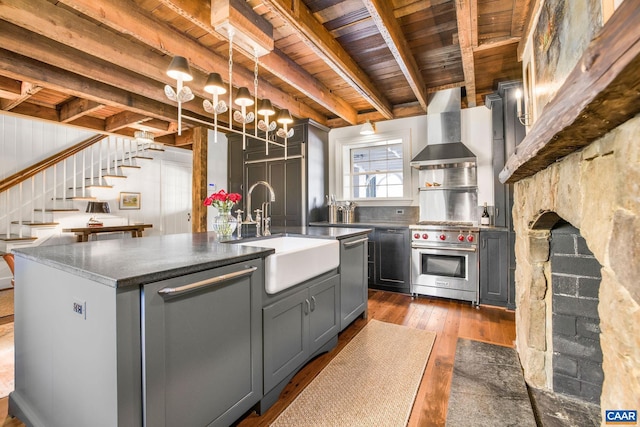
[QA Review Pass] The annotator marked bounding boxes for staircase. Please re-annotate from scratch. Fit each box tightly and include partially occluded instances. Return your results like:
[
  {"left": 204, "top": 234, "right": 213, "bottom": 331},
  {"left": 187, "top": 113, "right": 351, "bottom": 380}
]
[{"left": 0, "top": 134, "right": 164, "bottom": 254}]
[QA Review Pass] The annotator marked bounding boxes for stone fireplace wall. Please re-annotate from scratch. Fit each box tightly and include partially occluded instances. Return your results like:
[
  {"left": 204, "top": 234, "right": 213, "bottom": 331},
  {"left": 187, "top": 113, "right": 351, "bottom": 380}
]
[{"left": 512, "top": 114, "right": 640, "bottom": 410}]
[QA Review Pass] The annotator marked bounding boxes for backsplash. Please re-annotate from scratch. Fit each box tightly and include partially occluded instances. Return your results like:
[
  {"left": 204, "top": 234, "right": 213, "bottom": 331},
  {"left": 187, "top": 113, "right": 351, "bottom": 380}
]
[{"left": 354, "top": 206, "right": 418, "bottom": 223}]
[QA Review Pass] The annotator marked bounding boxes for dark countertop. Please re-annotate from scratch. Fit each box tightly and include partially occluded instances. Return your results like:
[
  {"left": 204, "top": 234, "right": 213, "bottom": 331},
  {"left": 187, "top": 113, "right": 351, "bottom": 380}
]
[
  {"left": 14, "top": 232, "right": 274, "bottom": 289},
  {"left": 13, "top": 227, "right": 372, "bottom": 289}
]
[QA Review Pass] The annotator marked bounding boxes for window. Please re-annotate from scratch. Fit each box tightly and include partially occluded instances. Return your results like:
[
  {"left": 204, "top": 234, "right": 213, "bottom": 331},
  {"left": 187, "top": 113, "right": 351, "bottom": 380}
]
[{"left": 337, "top": 131, "right": 412, "bottom": 202}]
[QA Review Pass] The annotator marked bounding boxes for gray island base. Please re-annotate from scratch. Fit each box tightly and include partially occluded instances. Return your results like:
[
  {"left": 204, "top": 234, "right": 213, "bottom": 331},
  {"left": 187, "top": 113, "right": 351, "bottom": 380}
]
[{"left": 9, "top": 227, "right": 370, "bottom": 427}]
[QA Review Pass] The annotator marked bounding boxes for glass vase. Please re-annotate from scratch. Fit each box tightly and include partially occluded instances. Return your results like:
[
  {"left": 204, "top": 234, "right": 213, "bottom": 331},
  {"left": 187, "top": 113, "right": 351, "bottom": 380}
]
[{"left": 212, "top": 207, "right": 238, "bottom": 239}]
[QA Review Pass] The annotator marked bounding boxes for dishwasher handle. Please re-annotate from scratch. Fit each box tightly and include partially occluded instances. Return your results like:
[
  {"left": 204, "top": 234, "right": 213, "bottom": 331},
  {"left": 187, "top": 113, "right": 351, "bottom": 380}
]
[
  {"left": 343, "top": 237, "right": 368, "bottom": 248},
  {"left": 158, "top": 266, "right": 258, "bottom": 297}
]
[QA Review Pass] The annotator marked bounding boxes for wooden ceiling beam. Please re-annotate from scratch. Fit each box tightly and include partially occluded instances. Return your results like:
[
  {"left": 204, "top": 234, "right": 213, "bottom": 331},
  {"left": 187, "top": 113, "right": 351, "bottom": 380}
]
[
  {"left": 362, "top": 0, "right": 428, "bottom": 112},
  {"left": 261, "top": 0, "right": 394, "bottom": 119},
  {"left": 157, "top": 0, "right": 358, "bottom": 125},
  {"left": 0, "top": 48, "right": 212, "bottom": 127},
  {"left": 0, "top": 75, "right": 21, "bottom": 99},
  {"left": 105, "top": 112, "right": 153, "bottom": 133},
  {"left": 0, "top": 19, "right": 217, "bottom": 124},
  {"left": 59, "top": 98, "right": 104, "bottom": 123},
  {"left": 1, "top": 82, "right": 42, "bottom": 111},
  {"left": 53, "top": 0, "right": 325, "bottom": 124},
  {"left": 455, "top": 0, "right": 478, "bottom": 107}
]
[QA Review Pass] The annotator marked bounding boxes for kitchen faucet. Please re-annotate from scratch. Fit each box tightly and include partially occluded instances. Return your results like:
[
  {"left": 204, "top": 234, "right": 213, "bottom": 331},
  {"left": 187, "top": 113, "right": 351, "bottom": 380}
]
[{"left": 245, "top": 181, "right": 276, "bottom": 236}]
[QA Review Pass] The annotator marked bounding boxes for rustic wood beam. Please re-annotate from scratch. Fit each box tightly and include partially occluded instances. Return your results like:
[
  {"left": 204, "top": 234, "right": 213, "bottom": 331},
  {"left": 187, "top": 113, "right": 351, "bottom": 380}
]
[
  {"left": 0, "top": 75, "right": 21, "bottom": 99},
  {"left": 105, "top": 112, "right": 152, "bottom": 132},
  {"left": 0, "top": 19, "right": 217, "bottom": 123},
  {"left": 473, "top": 37, "right": 520, "bottom": 52},
  {"left": 261, "top": 0, "right": 394, "bottom": 119},
  {"left": 0, "top": 48, "right": 208, "bottom": 127},
  {"left": 500, "top": 0, "right": 640, "bottom": 183},
  {"left": 191, "top": 127, "right": 208, "bottom": 233},
  {"left": 455, "top": 0, "right": 478, "bottom": 107},
  {"left": 362, "top": 0, "right": 428, "bottom": 112},
  {"left": 59, "top": 98, "right": 104, "bottom": 123},
  {"left": 157, "top": 0, "right": 358, "bottom": 125},
  {"left": 52, "top": 0, "right": 325, "bottom": 124},
  {"left": 1, "top": 82, "right": 42, "bottom": 111}
]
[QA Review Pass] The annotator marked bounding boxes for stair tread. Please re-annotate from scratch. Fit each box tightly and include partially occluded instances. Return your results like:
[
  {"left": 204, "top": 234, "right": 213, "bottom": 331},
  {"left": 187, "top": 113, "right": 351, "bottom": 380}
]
[
  {"left": 86, "top": 185, "right": 113, "bottom": 189},
  {"left": 102, "top": 174, "right": 127, "bottom": 178},
  {"left": 68, "top": 196, "right": 96, "bottom": 201},
  {"left": 43, "top": 208, "right": 80, "bottom": 212},
  {"left": 118, "top": 165, "right": 141, "bottom": 169},
  {"left": 146, "top": 147, "right": 165, "bottom": 152},
  {"left": 0, "top": 235, "right": 38, "bottom": 242},
  {"left": 11, "top": 221, "right": 59, "bottom": 226},
  {"left": 132, "top": 156, "right": 153, "bottom": 160}
]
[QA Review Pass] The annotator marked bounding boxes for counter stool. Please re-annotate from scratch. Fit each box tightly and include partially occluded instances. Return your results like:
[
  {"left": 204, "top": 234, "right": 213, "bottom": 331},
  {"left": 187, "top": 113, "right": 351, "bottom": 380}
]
[{"left": 2, "top": 253, "right": 14, "bottom": 287}]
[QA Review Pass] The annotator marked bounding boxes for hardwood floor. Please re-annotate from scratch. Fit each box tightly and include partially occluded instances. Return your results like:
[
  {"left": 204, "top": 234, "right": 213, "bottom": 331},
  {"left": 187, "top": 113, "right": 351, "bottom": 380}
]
[{"left": 0, "top": 290, "right": 515, "bottom": 427}]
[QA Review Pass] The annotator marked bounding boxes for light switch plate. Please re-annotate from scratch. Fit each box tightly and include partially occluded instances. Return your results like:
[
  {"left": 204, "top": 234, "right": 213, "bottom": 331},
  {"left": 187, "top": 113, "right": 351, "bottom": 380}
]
[{"left": 72, "top": 299, "right": 86, "bottom": 320}]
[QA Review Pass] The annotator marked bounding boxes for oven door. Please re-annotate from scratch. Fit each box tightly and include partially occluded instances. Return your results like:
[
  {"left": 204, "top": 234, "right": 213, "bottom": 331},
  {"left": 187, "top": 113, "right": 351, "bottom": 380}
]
[{"left": 410, "top": 244, "right": 478, "bottom": 303}]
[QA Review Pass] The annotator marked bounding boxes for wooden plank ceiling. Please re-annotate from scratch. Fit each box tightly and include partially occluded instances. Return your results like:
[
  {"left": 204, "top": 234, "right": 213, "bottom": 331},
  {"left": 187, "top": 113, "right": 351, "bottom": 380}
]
[{"left": 0, "top": 0, "right": 531, "bottom": 147}]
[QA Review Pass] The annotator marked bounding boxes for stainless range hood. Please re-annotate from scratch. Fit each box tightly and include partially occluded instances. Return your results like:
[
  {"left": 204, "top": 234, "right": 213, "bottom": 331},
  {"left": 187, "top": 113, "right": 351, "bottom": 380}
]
[{"left": 411, "top": 88, "right": 476, "bottom": 169}]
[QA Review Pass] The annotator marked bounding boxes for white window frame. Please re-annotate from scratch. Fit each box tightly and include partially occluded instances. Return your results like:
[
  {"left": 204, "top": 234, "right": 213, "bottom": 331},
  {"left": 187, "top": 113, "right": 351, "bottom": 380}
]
[{"left": 334, "top": 129, "right": 413, "bottom": 206}]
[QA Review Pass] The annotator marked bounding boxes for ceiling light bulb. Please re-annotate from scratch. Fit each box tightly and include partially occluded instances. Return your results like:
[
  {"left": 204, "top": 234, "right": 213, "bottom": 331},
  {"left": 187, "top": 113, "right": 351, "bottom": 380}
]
[
  {"left": 234, "top": 87, "right": 254, "bottom": 107},
  {"left": 276, "top": 109, "right": 293, "bottom": 124},
  {"left": 204, "top": 73, "right": 227, "bottom": 95},
  {"left": 166, "top": 56, "right": 193, "bottom": 82},
  {"left": 360, "top": 120, "right": 375, "bottom": 135},
  {"left": 257, "top": 99, "right": 275, "bottom": 116}
]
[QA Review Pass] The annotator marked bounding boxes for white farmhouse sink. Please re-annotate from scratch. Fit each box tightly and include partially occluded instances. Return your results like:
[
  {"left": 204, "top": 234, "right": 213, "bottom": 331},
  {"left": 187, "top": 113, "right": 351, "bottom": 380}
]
[{"left": 237, "top": 237, "right": 339, "bottom": 294}]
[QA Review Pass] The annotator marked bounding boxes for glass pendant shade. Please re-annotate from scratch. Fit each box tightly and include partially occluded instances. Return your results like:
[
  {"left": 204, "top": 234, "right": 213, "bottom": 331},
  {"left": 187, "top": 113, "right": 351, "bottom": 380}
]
[
  {"left": 166, "top": 56, "right": 193, "bottom": 82},
  {"left": 204, "top": 73, "right": 227, "bottom": 95},
  {"left": 234, "top": 87, "right": 254, "bottom": 107},
  {"left": 276, "top": 109, "right": 293, "bottom": 124},
  {"left": 257, "top": 99, "right": 275, "bottom": 116}
]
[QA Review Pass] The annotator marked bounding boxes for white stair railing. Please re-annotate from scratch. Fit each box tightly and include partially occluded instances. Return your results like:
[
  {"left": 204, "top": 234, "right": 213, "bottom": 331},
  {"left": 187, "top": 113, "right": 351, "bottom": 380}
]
[{"left": 1, "top": 135, "right": 145, "bottom": 244}]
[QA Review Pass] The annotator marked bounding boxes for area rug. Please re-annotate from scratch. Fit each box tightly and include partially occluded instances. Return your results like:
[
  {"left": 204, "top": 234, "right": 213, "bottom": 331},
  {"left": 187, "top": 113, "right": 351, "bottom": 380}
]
[
  {"left": 446, "top": 338, "right": 536, "bottom": 427},
  {"left": 270, "top": 319, "right": 435, "bottom": 427}
]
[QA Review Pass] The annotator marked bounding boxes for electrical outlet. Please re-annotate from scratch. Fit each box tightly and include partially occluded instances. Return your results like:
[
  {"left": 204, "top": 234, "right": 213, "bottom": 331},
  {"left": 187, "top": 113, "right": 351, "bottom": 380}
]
[
  {"left": 72, "top": 299, "right": 86, "bottom": 320},
  {"left": 395, "top": 209, "right": 404, "bottom": 215}
]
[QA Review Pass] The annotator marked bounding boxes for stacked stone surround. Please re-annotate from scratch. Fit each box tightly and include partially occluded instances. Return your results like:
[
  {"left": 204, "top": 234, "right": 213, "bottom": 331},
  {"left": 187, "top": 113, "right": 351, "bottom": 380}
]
[
  {"left": 512, "top": 114, "right": 640, "bottom": 411},
  {"left": 551, "top": 224, "right": 602, "bottom": 403}
]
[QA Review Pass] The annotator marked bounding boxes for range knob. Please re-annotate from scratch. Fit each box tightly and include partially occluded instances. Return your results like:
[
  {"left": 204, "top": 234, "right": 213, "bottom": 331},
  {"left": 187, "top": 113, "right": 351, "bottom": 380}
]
[
  {"left": 413, "top": 233, "right": 420, "bottom": 239},
  {"left": 439, "top": 234, "right": 446, "bottom": 241},
  {"left": 467, "top": 234, "right": 475, "bottom": 242},
  {"left": 457, "top": 234, "right": 465, "bottom": 242},
  {"left": 422, "top": 233, "right": 429, "bottom": 240}
]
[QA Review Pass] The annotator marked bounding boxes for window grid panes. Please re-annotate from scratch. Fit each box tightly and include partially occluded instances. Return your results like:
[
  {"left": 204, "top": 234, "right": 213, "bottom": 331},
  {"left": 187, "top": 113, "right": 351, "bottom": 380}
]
[{"left": 347, "top": 140, "right": 403, "bottom": 199}]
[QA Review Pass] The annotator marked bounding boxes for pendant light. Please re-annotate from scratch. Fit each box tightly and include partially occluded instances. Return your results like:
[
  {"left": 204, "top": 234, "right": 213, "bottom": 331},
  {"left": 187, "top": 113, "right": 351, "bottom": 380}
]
[
  {"left": 164, "top": 56, "right": 194, "bottom": 136},
  {"left": 203, "top": 72, "right": 228, "bottom": 143}
]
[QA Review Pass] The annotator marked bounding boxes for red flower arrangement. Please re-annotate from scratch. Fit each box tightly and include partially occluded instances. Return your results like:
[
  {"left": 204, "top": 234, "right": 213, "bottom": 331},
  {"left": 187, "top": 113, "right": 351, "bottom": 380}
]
[{"left": 203, "top": 189, "right": 242, "bottom": 212}]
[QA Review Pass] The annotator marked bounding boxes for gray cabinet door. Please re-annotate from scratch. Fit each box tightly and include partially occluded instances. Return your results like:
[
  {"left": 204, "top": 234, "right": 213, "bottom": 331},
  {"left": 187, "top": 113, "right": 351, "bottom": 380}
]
[
  {"left": 479, "top": 230, "right": 509, "bottom": 306},
  {"left": 375, "top": 228, "right": 410, "bottom": 293},
  {"left": 262, "top": 287, "right": 309, "bottom": 393},
  {"left": 308, "top": 274, "right": 340, "bottom": 353},
  {"left": 142, "top": 260, "right": 263, "bottom": 427},
  {"left": 339, "top": 236, "right": 368, "bottom": 330}
]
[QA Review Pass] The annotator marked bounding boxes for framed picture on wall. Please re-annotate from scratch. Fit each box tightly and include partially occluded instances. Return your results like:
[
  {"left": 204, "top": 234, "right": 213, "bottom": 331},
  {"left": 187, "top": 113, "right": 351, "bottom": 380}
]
[{"left": 119, "top": 192, "right": 141, "bottom": 210}]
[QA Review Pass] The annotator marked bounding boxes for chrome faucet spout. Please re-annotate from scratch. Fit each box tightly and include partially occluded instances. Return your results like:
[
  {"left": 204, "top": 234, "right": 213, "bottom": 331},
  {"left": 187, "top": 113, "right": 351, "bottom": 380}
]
[{"left": 245, "top": 181, "right": 276, "bottom": 223}]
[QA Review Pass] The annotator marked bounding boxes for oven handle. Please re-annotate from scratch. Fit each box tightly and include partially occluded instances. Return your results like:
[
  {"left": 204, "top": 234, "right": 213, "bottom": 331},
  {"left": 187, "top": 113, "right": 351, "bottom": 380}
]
[{"left": 411, "top": 245, "right": 477, "bottom": 252}]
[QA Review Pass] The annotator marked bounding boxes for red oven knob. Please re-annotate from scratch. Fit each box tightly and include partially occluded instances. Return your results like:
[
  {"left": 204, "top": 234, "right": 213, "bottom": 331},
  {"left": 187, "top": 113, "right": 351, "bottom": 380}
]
[
  {"left": 422, "top": 233, "right": 428, "bottom": 240},
  {"left": 467, "top": 235, "right": 475, "bottom": 242},
  {"left": 439, "top": 234, "right": 446, "bottom": 241},
  {"left": 414, "top": 233, "right": 420, "bottom": 239},
  {"left": 457, "top": 234, "right": 464, "bottom": 242}
]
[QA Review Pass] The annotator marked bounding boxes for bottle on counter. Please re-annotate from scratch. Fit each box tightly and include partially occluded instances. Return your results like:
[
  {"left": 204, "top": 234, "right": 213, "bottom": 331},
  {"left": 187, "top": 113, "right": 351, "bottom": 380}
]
[{"left": 481, "top": 202, "right": 490, "bottom": 226}]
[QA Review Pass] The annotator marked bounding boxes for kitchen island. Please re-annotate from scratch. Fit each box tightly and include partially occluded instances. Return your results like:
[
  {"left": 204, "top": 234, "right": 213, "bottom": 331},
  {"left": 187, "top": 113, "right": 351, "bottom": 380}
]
[{"left": 9, "top": 227, "right": 370, "bottom": 427}]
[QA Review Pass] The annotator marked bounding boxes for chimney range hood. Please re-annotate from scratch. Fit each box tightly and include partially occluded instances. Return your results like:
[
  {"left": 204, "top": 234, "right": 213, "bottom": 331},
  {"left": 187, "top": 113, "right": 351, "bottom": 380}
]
[{"left": 410, "top": 89, "right": 476, "bottom": 169}]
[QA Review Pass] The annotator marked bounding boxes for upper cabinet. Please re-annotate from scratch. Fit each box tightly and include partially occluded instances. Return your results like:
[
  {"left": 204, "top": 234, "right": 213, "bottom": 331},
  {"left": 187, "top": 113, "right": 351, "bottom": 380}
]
[{"left": 228, "top": 119, "right": 329, "bottom": 226}]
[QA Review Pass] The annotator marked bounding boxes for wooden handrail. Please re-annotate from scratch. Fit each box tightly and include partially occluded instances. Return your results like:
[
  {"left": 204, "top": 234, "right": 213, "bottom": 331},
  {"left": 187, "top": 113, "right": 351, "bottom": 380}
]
[{"left": 0, "top": 133, "right": 108, "bottom": 194}]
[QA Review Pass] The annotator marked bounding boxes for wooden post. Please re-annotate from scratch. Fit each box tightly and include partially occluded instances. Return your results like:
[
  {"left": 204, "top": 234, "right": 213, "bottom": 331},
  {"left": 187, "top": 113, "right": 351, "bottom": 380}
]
[{"left": 191, "top": 127, "right": 208, "bottom": 233}]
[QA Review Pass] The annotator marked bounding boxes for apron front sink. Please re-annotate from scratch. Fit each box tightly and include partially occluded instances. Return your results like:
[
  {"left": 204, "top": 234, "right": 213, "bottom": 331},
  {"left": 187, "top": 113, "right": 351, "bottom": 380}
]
[{"left": 237, "top": 237, "right": 339, "bottom": 294}]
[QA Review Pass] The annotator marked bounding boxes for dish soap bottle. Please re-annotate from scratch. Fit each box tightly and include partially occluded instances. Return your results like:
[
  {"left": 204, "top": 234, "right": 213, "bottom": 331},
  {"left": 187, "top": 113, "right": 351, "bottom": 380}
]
[{"left": 481, "top": 202, "right": 490, "bottom": 226}]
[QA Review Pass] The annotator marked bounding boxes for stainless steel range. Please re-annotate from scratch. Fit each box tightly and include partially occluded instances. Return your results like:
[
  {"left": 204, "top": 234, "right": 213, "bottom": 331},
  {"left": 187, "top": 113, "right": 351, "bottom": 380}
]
[{"left": 410, "top": 223, "right": 479, "bottom": 306}]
